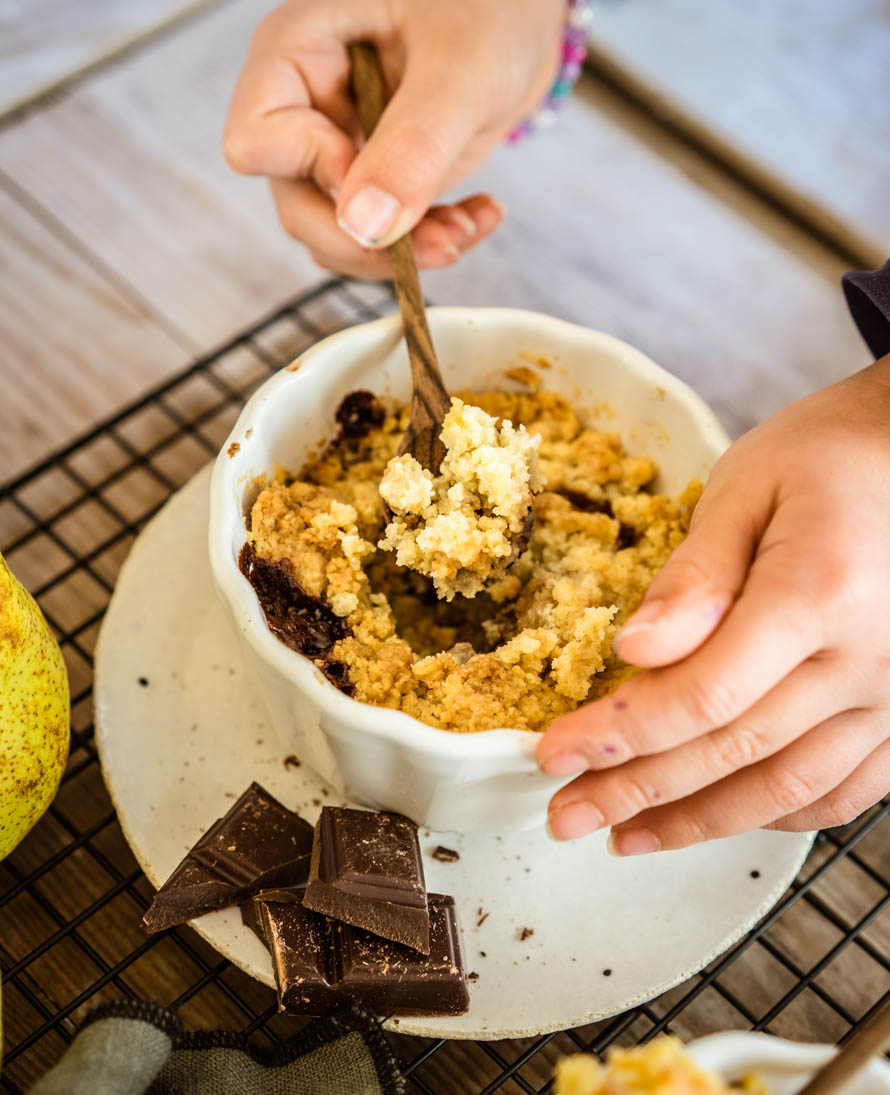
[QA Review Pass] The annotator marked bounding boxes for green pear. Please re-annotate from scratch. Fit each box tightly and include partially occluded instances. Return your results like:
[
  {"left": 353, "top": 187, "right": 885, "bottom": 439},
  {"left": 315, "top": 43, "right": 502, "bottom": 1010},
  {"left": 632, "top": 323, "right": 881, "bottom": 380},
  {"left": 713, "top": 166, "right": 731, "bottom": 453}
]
[{"left": 0, "top": 550, "right": 70, "bottom": 859}]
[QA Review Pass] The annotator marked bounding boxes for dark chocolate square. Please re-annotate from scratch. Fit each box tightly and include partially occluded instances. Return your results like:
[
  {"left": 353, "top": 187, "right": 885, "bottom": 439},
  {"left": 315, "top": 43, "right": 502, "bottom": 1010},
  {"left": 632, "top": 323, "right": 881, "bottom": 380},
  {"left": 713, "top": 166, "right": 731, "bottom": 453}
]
[
  {"left": 251, "top": 893, "right": 468, "bottom": 1017},
  {"left": 336, "top": 894, "right": 469, "bottom": 1016},
  {"left": 303, "top": 807, "right": 430, "bottom": 953},
  {"left": 257, "top": 899, "right": 346, "bottom": 1015}
]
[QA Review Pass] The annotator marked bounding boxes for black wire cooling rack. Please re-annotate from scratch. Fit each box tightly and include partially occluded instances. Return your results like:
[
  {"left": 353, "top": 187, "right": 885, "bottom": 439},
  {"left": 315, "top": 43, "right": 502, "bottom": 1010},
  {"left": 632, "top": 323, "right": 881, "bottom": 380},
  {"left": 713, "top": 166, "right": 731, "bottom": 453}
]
[{"left": 1, "top": 276, "right": 889, "bottom": 1094}]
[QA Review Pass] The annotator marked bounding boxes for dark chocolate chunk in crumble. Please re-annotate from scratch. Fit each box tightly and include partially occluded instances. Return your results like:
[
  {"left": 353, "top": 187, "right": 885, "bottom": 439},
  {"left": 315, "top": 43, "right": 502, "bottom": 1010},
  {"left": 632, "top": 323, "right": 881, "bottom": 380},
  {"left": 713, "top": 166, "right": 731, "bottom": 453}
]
[
  {"left": 616, "top": 523, "right": 640, "bottom": 550},
  {"left": 335, "top": 390, "right": 386, "bottom": 439},
  {"left": 560, "top": 490, "right": 613, "bottom": 516}
]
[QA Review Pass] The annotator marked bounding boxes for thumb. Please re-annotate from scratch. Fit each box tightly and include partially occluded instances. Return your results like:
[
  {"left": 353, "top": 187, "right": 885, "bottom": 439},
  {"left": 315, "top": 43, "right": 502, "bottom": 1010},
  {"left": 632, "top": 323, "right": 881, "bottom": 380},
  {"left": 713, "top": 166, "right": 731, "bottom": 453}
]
[
  {"left": 615, "top": 486, "right": 761, "bottom": 668},
  {"left": 335, "top": 63, "right": 477, "bottom": 248}
]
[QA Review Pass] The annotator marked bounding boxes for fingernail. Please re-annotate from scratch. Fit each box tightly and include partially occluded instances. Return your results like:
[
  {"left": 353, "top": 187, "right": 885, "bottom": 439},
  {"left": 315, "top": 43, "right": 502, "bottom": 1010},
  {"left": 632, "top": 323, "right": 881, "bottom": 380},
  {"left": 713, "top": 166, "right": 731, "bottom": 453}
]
[
  {"left": 539, "top": 751, "right": 589, "bottom": 777},
  {"left": 615, "top": 599, "right": 665, "bottom": 650},
  {"left": 440, "top": 243, "right": 461, "bottom": 262},
  {"left": 338, "top": 185, "right": 401, "bottom": 246},
  {"left": 547, "top": 801, "right": 605, "bottom": 841},
  {"left": 607, "top": 827, "right": 661, "bottom": 856},
  {"left": 440, "top": 207, "right": 477, "bottom": 240}
]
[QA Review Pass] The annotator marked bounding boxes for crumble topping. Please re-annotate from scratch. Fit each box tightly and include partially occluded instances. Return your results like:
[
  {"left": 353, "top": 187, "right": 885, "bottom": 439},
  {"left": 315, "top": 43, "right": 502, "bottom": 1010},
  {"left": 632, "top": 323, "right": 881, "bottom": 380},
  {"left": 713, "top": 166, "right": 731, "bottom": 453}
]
[
  {"left": 243, "top": 387, "right": 700, "bottom": 733},
  {"left": 379, "top": 398, "right": 542, "bottom": 599}
]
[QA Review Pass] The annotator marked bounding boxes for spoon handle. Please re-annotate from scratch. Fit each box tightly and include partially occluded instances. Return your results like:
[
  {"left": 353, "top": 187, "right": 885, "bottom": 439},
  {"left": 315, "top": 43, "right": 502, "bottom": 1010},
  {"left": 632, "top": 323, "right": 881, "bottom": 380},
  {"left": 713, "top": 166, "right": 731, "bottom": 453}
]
[
  {"left": 348, "top": 42, "right": 450, "bottom": 470},
  {"left": 795, "top": 999, "right": 890, "bottom": 1095}
]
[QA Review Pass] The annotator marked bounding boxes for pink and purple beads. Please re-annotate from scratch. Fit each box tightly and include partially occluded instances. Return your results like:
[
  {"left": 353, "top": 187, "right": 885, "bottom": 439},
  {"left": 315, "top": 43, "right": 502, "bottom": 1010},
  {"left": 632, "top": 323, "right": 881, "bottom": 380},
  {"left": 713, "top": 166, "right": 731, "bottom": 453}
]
[{"left": 508, "top": 0, "right": 594, "bottom": 142}]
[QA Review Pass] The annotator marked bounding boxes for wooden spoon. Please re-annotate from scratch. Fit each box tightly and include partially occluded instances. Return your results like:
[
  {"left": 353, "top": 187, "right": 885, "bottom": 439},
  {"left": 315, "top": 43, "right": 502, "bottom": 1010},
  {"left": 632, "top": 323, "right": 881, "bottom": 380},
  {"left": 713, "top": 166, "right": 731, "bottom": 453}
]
[
  {"left": 348, "top": 42, "right": 534, "bottom": 561},
  {"left": 348, "top": 41, "right": 451, "bottom": 474},
  {"left": 793, "top": 998, "right": 890, "bottom": 1095}
]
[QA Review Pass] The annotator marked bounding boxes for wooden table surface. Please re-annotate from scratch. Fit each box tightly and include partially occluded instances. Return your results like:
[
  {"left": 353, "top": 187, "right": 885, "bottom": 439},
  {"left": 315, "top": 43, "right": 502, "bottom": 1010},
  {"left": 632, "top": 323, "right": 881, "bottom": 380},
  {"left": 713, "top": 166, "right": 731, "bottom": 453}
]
[{"left": 1, "top": 1, "right": 889, "bottom": 1091}]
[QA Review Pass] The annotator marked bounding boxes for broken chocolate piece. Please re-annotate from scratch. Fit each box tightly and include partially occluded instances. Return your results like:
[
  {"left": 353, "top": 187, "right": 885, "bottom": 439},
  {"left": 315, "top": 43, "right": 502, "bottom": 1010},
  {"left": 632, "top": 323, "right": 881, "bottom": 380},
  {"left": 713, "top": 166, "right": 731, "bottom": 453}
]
[
  {"left": 303, "top": 807, "right": 430, "bottom": 954},
  {"left": 191, "top": 782, "right": 314, "bottom": 890},
  {"left": 432, "top": 846, "right": 460, "bottom": 863},
  {"left": 142, "top": 856, "right": 236, "bottom": 934},
  {"left": 142, "top": 782, "right": 313, "bottom": 934},
  {"left": 240, "top": 897, "right": 266, "bottom": 943},
  {"left": 253, "top": 893, "right": 468, "bottom": 1017}
]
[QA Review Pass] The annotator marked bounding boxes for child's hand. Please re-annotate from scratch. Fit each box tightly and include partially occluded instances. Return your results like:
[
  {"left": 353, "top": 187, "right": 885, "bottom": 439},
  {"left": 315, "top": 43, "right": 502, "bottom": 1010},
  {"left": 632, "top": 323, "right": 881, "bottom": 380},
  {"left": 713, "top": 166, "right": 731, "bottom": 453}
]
[
  {"left": 538, "top": 357, "right": 890, "bottom": 852},
  {"left": 224, "top": 0, "right": 564, "bottom": 277}
]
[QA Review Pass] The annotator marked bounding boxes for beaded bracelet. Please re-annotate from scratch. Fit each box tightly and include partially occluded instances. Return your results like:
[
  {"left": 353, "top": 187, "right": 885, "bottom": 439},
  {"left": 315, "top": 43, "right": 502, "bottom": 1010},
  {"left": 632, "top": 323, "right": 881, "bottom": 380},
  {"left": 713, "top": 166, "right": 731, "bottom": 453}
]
[{"left": 507, "top": 0, "right": 594, "bottom": 142}]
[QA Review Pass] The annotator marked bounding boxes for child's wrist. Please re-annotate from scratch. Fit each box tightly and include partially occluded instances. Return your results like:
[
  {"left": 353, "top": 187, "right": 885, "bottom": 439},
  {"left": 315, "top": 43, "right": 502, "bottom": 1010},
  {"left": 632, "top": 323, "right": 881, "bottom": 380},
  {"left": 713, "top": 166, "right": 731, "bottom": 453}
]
[{"left": 507, "top": 0, "right": 594, "bottom": 142}]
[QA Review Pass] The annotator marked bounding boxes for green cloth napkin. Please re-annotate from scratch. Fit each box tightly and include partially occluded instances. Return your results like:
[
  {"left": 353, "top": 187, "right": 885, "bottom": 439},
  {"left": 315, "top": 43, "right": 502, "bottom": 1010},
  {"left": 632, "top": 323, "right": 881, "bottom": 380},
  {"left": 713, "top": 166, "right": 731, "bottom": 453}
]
[{"left": 29, "top": 1000, "right": 405, "bottom": 1095}]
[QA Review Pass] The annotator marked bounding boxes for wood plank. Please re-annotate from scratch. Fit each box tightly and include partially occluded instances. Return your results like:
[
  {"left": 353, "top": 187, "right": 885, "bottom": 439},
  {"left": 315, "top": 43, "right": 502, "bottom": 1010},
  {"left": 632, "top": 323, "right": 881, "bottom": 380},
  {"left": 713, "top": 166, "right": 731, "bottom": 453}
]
[
  {"left": 588, "top": 0, "right": 890, "bottom": 267},
  {"left": 0, "top": 0, "right": 219, "bottom": 118},
  {"left": 425, "top": 77, "right": 870, "bottom": 439},
  {"left": 0, "top": 0, "right": 870, "bottom": 464},
  {"left": 0, "top": 0, "right": 317, "bottom": 356},
  {"left": 0, "top": 185, "right": 187, "bottom": 483}
]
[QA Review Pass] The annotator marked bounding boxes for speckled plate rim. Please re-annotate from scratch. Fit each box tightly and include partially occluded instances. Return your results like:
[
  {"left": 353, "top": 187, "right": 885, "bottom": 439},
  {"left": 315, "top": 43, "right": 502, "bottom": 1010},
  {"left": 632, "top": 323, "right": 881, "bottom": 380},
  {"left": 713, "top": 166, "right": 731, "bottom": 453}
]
[{"left": 95, "top": 471, "right": 814, "bottom": 1039}]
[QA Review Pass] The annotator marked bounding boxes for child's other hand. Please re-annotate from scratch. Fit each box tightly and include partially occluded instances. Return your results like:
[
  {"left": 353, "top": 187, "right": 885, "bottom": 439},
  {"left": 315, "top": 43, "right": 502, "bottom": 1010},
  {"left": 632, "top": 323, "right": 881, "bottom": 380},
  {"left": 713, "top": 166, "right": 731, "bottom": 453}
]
[
  {"left": 538, "top": 357, "right": 890, "bottom": 852},
  {"left": 224, "top": 0, "right": 564, "bottom": 277}
]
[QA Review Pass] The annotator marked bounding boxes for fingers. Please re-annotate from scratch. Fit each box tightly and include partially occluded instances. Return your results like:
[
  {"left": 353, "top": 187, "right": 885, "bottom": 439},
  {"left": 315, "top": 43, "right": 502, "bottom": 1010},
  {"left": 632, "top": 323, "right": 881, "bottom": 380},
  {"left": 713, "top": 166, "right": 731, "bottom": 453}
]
[
  {"left": 226, "top": 4, "right": 507, "bottom": 269},
  {"left": 537, "top": 537, "right": 825, "bottom": 778},
  {"left": 546, "top": 656, "right": 852, "bottom": 839},
  {"left": 271, "top": 179, "right": 504, "bottom": 276},
  {"left": 224, "top": 34, "right": 358, "bottom": 196},
  {"left": 615, "top": 472, "right": 763, "bottom": 669},
  {"left": 226, "top": 100, "right": 357, "bottom": 199},
  {"left": 765, "top": 734, "right": 890, "bottom": 832},
  {"left": 335, "top": 60, "right": 482, "bottom": 247},
  {"left": 607, "top": 707, "right": 884, "bottom": 854}
]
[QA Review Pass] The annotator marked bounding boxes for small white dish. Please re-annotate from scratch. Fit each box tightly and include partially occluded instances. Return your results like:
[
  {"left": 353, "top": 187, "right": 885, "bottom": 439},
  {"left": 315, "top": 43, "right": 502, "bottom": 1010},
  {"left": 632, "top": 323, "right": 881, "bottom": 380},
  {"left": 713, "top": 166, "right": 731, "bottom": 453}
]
[
  {"left": 686, "top": 1032, "right": 890, "bottom": 1095},
  {"left": 95, "top": 466, "right": 813, "bottom": 1040},
  {"left": 209, "top": 307, "right": 730, "bottom": 832}
]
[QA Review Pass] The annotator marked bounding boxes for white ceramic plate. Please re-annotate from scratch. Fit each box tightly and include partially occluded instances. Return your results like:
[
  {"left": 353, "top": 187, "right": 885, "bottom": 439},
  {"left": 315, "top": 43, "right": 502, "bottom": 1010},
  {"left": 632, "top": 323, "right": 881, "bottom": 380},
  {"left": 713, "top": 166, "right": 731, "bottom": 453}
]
[
  {"left": 95, "top": 466, "right": 814, "bottom": 1040},
  {"left": 686, "top": 1032, "right": 890, "bottom": 1095}
]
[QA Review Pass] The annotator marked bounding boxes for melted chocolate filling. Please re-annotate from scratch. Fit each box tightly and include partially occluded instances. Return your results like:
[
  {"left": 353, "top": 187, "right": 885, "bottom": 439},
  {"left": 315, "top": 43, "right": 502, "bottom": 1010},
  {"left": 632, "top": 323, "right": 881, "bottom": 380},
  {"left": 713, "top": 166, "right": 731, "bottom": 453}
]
[
  {"left": 616, "top": 523, "right": 640, "bottom": 550},
  {"left": 335, "top": 390, "right": 385, "bottom": 439},
  {"left": 238, "top": 543, "right": 354, "bottom": 695},
  {"left": 559, "top": 491, "right": 639, "bottom": 548},
  {"left": 560, "top": 490, "right": 613, "bottom": 516}
]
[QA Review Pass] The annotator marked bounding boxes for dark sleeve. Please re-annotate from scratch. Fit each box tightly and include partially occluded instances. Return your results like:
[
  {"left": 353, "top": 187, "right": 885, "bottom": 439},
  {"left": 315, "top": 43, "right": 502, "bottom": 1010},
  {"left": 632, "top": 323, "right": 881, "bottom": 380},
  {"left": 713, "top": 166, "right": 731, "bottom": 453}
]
[{"left": 842, "top": 258, "right": 890, "bottom": 359}]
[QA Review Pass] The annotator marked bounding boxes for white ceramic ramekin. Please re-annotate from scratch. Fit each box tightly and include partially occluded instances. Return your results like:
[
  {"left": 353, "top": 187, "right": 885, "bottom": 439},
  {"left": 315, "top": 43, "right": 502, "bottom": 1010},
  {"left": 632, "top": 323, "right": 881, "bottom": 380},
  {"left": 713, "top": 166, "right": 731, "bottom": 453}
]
[
  {"left": 209, "top": 307, "right": 729, "bottom": 833},
  {"left": 686, "top": 1032, "right": 890, "bottom": 1095}
]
